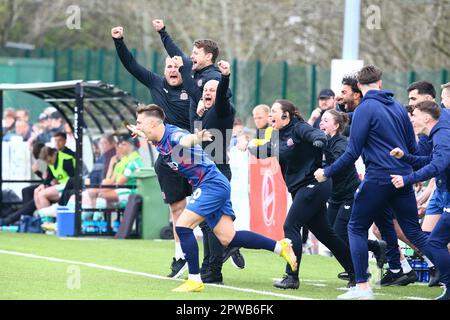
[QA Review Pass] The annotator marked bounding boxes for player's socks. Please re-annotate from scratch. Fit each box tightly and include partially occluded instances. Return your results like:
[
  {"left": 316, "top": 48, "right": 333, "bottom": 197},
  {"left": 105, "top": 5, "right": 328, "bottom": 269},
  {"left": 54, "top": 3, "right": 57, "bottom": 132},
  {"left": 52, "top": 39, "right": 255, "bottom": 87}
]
[
  {"left": 228, "top": 230, "right": 276, "bottom": 251},
  {"left": 175, "top": 241, "right": 185, "bottom": 260},
  {"left": 176, "top": 226, "right": 200, "bottom": 274}
]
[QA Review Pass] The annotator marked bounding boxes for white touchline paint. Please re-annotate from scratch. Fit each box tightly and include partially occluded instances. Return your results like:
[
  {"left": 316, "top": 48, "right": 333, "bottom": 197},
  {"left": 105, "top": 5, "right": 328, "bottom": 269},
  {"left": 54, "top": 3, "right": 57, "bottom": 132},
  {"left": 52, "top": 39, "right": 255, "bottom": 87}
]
[{"left": 0, "top": 249, "right": 313, "bottom": 300}]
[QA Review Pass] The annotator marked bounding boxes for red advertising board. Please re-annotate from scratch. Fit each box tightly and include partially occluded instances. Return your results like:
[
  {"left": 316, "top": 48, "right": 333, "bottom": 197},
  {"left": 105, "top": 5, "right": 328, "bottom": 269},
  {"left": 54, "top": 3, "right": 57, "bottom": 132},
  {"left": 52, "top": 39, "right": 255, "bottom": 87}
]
[{"left": 249, "top": 156, "right": 288, "bottom": 240}]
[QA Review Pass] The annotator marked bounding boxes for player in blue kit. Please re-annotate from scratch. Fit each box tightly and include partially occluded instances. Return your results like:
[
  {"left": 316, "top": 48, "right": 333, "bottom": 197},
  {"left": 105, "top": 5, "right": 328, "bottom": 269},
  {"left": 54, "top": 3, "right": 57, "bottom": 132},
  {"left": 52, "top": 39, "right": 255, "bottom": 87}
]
[{"left": 127, "top": 104, "right": 297, "bottom": 293}]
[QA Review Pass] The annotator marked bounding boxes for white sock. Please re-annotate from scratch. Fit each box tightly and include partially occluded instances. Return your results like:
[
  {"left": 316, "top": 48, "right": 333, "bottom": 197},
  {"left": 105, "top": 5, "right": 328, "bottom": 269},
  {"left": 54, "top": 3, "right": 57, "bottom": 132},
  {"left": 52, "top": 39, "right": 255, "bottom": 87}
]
[
  {"left": 390, "top": 269, "right": 401, "bottom": 273},
  {"left": 400, "top": 258, "right": 412, "bottom": 273},
  {"left": 175, "top": 242, "right": 185, "bottom": 260},
  {"left": 274, "top": 241, "right": 282, "bottom": 255},
  {"left": 423, "top": 256, "right": 434, "bottom": 268},
  {"left": 188, "top": 274, "right": 202, "bottom": 283}
]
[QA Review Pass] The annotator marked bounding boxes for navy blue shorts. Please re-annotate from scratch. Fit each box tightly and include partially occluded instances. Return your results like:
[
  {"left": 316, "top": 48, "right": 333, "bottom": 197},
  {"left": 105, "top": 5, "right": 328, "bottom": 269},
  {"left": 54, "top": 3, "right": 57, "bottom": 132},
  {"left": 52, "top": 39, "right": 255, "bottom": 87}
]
[
  {"left": 186, "top": 173, "right": 235, "bottom": 230},
  {"left": 426, "top": 189, "right": 450, "bottom": 215}
]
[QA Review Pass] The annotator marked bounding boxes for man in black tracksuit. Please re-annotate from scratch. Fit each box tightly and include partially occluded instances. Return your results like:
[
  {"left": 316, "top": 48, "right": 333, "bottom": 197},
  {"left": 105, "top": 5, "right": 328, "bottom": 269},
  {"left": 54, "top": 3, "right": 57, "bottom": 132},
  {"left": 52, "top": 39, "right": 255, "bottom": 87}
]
[
  {"left": 251, "top": 100, "right": 355, "bottom": 289},
  {"left": 171, "top": 56, "right": 239, "bottom": 283},
  {"left": 152, "top": 19, "right": 243, "bottom": 283},
  {"left": 153, "top": 19, "right": 225, "bottom": 132},
  {"left": 112, "top": 26, "right": 193, "bottom": 279}
]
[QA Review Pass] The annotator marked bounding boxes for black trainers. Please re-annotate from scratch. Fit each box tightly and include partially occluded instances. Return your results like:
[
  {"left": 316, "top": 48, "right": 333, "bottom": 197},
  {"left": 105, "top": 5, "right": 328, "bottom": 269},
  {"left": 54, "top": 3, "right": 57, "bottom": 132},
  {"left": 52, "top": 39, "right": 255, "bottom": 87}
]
[
  {"left": 400, "top": 270, "right": 418, "bottom": 286},
  {"left": 167, "top": 257, "right": 188, "bottom": 278},
  {"left": 273, "top": 274, "right": 299, "bottom": 289},
  {"left": 436, "top": 286, "right": 449, "bottom": 300},
  {"left": 429, "top": 266, "right": 441, "bottom": 287},
  {"left": 230, "top": 249, "right": 245, "bottom": 269},
  {"left": 338, "top": 271, "right": 350, "bottom": 281},
  {"left": 371, "top": 240, "right": 387, "bottom": 269},
  {"left": 347, "top": 274, "right": 356, "bottom": 288},
  {"left": 223, "top": 247, "right": 238, "bottom": 263},
  {"left": 378, "top": 269, "right": 409, "bottom": 286},
  {"left": 201, "top": 270, "right": 224, "bottom": 284}
]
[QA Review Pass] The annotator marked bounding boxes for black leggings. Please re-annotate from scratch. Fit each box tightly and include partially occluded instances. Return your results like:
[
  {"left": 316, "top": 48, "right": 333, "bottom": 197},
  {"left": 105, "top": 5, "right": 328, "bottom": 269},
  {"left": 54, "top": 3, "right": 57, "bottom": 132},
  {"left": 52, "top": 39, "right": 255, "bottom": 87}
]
[
  {"left": 284, "top": 180, "right": 354, "bottom": 277},
  {"left": 327, "top": 199, "right": 380, "bottom": 253},
  {"left": 327, "top": 200, "right": 353, "bottom": 247}
]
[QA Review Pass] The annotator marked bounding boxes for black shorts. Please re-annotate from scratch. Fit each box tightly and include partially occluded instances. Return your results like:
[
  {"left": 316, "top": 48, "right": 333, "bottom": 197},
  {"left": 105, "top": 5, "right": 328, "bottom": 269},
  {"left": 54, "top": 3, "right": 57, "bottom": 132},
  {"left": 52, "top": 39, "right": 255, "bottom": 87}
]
[{"left": 154, "top": 155, "right": 192, "bottom": 204}]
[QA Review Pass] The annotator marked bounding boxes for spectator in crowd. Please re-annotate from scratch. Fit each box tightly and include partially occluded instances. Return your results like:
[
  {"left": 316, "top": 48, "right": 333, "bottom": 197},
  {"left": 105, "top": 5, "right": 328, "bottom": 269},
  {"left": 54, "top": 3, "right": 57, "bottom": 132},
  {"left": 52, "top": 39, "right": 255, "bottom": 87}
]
[
  {"left": 230, "top": 118, "right": 244, "bottom": 147},
  {"left": 80, "top": 135, "right": 143, "bottom": 218},
  {"left": 53, "top": 131, "right": 75, "bottom": 156},
  {"left": 49, "top": 111, "right": 64, "bottom": 133},
  {"left": 88, "top": 134, "right": 117, "bottom": 186},
  {"left": 307, "top": 89, "right": 336, "bottom": 128},
  {"left": 33, "top": 146, "right": 75, "bottom": 214},
  {"left": 2, "top": 108, "right": 16, "bottom": 135},
  {"left": 15, "top": 109, "right": 30, "bottom": 123},
  {"left": 249, "top": 104, "right": 272, "bottom": 148},
  {"left": 14, "top": 119, "right": 33, "bottom": 142},
  {"left": 63, "top": 121, "right": 76, "bottom": 151}
]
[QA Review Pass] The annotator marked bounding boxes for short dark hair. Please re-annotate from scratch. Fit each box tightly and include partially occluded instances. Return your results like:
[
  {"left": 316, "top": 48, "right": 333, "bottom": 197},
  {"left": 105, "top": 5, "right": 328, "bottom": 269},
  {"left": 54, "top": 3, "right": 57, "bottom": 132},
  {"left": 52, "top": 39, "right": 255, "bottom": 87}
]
[
  {"left": 32, "top": 142, "right": 45, "bottom": 159},
  {"left": 357, "top": 65, "right": 383, "bottom": 85},
  {"left": 342, "top": 75, "right": 362, "bottom": 97},
  {"left": 414, "top": 101, "right": 441, "bottom": 120},
  {"left": 193, "top": 39, "right": 219, "bottom": 63},
  {"left": 136, "top": 103, "right": 165, "bottom": 121},
  {"left": 54, "top": 131, "right": 67, "bottom": 140},
  {"left": 407, "top": 81, "right": 436, "bottom": 99}
]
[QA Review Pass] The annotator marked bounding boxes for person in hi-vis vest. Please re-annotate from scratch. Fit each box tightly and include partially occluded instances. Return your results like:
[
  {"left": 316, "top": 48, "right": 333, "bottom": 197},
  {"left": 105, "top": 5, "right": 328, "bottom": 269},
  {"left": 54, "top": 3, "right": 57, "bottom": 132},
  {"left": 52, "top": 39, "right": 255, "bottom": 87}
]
[{"left": 34, "top": 146, "right": 76, "bottom": 211}]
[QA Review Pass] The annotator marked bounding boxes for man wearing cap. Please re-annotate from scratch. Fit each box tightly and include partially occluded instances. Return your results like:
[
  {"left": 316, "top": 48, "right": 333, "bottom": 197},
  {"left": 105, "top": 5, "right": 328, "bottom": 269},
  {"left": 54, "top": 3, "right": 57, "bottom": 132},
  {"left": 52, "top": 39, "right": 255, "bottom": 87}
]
[{"left": 308, "top": 89, "right": 336, "bottom": 128}]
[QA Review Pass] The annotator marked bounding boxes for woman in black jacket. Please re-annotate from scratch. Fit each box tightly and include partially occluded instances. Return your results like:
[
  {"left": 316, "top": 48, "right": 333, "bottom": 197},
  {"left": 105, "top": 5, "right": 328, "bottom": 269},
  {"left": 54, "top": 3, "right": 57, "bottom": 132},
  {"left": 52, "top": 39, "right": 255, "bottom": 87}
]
[
  {"left": 252, "top": 100, "right": 354, "bottom": 289},
  {"left": 320, "top": 110, "right": 360, "bottom": 246}
]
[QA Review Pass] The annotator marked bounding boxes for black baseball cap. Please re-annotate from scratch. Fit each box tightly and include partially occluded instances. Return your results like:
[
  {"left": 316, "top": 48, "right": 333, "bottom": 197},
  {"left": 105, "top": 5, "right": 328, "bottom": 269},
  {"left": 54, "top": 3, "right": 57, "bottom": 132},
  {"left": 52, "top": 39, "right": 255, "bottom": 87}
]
[{"left": 318, "top": 89, "right": 335, "bottom": 99}]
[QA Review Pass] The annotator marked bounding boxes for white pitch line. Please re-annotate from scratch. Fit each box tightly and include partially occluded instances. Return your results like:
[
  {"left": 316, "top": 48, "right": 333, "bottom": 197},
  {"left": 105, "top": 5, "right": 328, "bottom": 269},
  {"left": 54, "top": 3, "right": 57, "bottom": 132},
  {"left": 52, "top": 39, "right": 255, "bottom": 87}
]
[
  {"left": 402, "top": 296, "right": 431, "bottom": 300},
  {"left": 0, "top": 249, "right": 312, "bottom": 300}
]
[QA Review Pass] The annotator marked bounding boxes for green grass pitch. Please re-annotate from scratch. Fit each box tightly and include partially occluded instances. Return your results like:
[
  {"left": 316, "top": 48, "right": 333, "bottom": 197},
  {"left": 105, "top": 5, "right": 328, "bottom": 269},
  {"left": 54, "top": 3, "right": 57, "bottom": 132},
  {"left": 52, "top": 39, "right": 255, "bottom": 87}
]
[{"left": 0, "top": 232, "right": 441, "bottom": 300}]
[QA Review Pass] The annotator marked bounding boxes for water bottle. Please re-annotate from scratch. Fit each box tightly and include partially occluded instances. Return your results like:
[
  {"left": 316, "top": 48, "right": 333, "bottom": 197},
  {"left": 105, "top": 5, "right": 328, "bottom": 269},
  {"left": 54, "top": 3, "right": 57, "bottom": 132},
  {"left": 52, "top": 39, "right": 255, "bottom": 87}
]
[{"left": 112, "top": 219, "right": 120, "bottom": 233}]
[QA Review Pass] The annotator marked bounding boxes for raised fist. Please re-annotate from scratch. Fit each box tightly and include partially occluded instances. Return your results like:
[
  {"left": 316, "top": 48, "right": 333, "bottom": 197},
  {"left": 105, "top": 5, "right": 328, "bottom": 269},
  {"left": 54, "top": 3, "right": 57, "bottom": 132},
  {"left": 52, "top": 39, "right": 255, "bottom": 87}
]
[
  {"left": 171, "top": 56, "right": 184, "bottom": 69},
  {"left": 152, "top": 19, "right": 165, "bottom": 32},
  {"left": 217, "top": 60, "right": 231, "bottom": 76},
  {"left": 111, "top": 26, "right": 124, "bottom": 39}
]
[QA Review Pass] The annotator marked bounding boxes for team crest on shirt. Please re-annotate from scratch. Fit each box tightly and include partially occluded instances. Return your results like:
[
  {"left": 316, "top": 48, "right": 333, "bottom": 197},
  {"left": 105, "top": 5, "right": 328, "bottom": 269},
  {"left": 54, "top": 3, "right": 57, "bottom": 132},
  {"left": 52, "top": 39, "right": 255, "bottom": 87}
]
[
  {"left": 180, "top": 91, "right": 188, "bottom": 100},
  {"left": 286, "top": 138, "right": 294, "bottom": 147},
  {"left": 197, "top": 79, "right": 203, "bottom": 87},
  {"left": 167, "top": 161, "right": 179, "bottom": 171}
]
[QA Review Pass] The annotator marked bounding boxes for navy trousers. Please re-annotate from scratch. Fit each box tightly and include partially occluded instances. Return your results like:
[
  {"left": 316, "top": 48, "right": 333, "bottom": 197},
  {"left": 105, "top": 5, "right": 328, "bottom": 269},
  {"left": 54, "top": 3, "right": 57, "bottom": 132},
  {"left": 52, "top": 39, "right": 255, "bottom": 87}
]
[
  {"left": 348, "top": 179, "right": 432, "bottom": 283},
  {"left": 428, "top": 211, "right": 450, "bottom": 287}
]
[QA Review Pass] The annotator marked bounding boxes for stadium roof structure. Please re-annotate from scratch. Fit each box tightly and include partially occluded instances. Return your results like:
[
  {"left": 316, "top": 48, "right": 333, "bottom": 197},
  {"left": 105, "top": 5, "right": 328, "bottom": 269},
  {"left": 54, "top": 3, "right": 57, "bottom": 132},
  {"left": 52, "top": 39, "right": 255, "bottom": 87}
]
[
  {"left": 0, "top": 80, "right": 142, "bottom": 235},
  {"left": 0, "top": 80, "right": 139, "bottom": 134}
]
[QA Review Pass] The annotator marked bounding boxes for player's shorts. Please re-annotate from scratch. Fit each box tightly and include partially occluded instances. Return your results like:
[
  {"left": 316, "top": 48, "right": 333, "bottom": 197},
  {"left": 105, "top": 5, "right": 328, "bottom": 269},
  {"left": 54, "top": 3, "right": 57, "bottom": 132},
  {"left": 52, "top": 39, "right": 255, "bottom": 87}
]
[
  {"left": 426, "top": 189, "right": 450, "bottom": 215},
  {"left": 154, "top": 155, "right": 192, "bottom": 204},
  {"left": 186, "top": 171, "right": 235, "bottom": 230}
]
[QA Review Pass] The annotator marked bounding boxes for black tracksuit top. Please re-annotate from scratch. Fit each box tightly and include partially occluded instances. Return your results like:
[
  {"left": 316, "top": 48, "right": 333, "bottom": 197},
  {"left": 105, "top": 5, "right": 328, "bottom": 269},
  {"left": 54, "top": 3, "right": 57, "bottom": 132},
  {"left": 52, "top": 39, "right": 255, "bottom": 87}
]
[
  {"left": 113, "top": 37, "right": 190, "bottom": 131},
  {"left": 324, "top": 134, "right": 360, "bottom": 203},
  {"left": 254, "top": 117, "right": 327, "bottom": 194}
]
